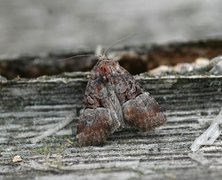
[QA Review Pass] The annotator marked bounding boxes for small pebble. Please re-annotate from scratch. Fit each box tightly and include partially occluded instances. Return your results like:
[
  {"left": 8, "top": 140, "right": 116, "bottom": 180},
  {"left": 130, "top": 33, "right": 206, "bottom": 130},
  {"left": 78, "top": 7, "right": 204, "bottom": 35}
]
[
  {"left": 149, "top": 65, "right": 173, "bottom": 76},
  {"left": 195, "top": 58, "right": 209, "bottom": 66},
  {"left": 12, "top": 155, "right": 23, "bottom": 163},
  {"left": 0, "top": 75, "right": 7, "bottom": 83},
  {"left": 209, "top": 56, "right": 222, "bottom": 75}
]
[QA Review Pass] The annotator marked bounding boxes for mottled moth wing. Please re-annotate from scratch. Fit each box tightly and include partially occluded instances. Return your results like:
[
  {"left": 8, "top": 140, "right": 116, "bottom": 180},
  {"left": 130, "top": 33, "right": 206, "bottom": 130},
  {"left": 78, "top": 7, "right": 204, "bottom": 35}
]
[
  {"left": 76, "top": 59, "right": 122, "bottom": 146},
  {"left": 122, "top": 92, "right": 166, "bottom": 131},
  {"left": 77, "top": 107, "right": 117, "bottom": 146},
  {"left": 108, "top": 61, "right": 166, "bottom": 131}
]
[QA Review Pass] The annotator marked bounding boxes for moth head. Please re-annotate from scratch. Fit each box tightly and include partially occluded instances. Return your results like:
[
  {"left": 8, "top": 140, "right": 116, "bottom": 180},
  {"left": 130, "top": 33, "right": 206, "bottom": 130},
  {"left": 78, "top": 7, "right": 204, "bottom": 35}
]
[{"left": 95, "top": 57, "right": 119, "bottom": 81}]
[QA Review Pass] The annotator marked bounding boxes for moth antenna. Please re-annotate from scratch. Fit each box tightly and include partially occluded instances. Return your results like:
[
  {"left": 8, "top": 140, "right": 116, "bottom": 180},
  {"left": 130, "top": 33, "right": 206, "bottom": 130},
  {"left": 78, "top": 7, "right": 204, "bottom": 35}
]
[
  {"left": 57, "top": 54, "right": 95, "bottom": 62},
  {"left": 57, "top": 33, "right": 136, "bottom": 62},
  {"left": 103, "top": 33, "right": 137, "bottom": 57}
]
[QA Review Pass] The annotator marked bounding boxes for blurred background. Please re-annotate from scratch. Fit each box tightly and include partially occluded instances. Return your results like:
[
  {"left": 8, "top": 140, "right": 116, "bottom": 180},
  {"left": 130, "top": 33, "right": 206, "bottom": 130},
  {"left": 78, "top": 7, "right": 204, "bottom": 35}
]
[{"left": 0, "top": 0, "right": 222, "bottom": 54}]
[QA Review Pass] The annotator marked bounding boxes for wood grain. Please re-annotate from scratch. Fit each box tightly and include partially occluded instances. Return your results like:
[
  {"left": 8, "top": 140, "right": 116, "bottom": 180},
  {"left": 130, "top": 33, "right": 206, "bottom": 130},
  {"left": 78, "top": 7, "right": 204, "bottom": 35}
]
[{"left": 0, "top": 73, "right": 222, "bottom": 179}]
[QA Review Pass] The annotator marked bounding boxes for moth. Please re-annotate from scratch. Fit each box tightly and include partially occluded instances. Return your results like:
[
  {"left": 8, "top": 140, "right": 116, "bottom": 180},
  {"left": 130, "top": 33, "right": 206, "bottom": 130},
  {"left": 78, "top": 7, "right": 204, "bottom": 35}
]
[{"left": 76, "top": 56, "right": 166, "bottom": 146}]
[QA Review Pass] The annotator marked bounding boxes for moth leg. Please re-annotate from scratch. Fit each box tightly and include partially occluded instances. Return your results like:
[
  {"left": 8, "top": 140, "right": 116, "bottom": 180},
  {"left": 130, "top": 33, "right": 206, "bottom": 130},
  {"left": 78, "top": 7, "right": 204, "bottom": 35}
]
[
  {"left": 76, "top": 107, "right": 120, "bottom": 146},
  {"left": 123, "top": 92, "right": 166, "bottom": 131}
]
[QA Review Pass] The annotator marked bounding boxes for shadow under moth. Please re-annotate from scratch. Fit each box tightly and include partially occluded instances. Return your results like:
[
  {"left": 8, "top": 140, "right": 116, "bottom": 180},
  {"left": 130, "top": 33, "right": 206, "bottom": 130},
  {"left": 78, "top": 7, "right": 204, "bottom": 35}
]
[{"left": 76, "top": 56, "right": 166, "bottom": 146}]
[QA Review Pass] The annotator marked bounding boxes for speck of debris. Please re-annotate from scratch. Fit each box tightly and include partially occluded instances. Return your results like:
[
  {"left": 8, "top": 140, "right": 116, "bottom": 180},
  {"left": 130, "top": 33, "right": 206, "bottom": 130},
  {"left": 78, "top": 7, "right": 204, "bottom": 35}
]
[{"left": 12, "top": 155, "right": 23, "bottom": 163}]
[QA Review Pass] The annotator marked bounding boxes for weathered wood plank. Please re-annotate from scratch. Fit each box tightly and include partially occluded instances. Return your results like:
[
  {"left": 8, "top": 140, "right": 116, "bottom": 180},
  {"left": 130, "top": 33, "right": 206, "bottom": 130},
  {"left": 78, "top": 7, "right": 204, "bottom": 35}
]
[
  {"left": 1, "top": 39, "right": 222, "bottom": 79},
  {"left": 0, "top": 73, "right": 222, "bottom": 179}
]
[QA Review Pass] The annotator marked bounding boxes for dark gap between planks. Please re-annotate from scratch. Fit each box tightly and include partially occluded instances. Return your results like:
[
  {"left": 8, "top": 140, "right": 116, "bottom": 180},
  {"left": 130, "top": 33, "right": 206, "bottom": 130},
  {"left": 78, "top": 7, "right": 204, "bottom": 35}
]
[{"left": 0, "top": 39, "right": 222, "bottom": 79}]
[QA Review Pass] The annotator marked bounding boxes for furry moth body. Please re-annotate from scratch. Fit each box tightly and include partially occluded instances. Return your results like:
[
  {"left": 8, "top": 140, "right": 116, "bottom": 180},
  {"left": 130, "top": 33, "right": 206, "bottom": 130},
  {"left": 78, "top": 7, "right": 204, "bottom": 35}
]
[{"left": 76, "top": 56, "right": 166, "bottom": 146}]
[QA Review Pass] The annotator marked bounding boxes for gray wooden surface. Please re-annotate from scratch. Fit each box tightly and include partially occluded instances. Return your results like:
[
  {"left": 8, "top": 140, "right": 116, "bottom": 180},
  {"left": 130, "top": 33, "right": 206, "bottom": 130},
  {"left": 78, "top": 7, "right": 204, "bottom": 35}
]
[
  {"left": 1, "top": 0, "right": 222, "bottom": 54},
  {"left": 1, "top": 73, "right": 222, "bottom": 179}
]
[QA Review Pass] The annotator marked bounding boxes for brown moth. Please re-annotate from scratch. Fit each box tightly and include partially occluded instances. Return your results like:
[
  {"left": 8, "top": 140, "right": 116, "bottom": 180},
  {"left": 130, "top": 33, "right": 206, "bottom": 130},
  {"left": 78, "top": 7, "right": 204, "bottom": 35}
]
[{"left": 76, "top": 56, "right": 166, "bottom": 146}]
